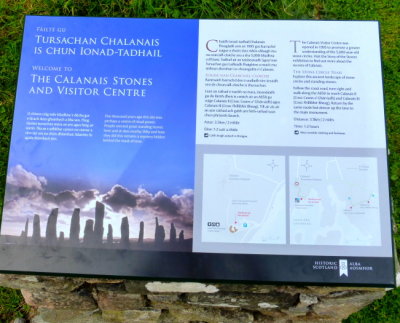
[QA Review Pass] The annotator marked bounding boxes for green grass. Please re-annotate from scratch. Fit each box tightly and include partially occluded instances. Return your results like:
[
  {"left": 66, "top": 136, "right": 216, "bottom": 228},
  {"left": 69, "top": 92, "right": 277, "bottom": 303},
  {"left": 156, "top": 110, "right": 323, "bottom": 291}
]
[
  {"left": 0, "top": 0, "right": 399, "bottom": 322},
  {"left": 0, "top": 287, "right": 29, "bottom": 322},
  {"left": 344, "top": 287, "right": 400, "bottom": 323}
]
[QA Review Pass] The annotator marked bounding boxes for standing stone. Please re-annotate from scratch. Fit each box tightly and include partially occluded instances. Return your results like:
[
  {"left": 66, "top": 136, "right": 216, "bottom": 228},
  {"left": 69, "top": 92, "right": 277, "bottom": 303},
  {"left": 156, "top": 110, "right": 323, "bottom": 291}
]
[
  {"left": 170, "top": 223, "right": 176, "bottom": 244},
  {"left": 160, "top": 225, "right": 165, "bottom": 242},
  {"left": 120, "top": 217, "right": 130, "bottom": 249},
  {"left": 107, "top": 224, "right": 113, "bottom": 246},
  {"left": 154, "top": 217, "right": 158, "bottom": 243},
  {"left": 59, "top": 232, "right": 65, "bottom": 244},
  {"left": 94, "top": 202, "right": 105, "bottom": 246},
  {"left": 20, "top": 230, "right": 26, "bottom": 245},
  {"left": 138, "top": 221, "right": 144, "bottom": 245},
  {"left": 179, "top": 230, "right": 184, "bottom": 243},
  {"left": 69, "top": 208, "right": 80, "bottom": 246},
  {"left": 32, "top": 214, "right": 41, "bottom": 245},
  {"left": 158, "top": 226, "right": 165, "bottom": 245},
  {"left": 24, "top": 219, "right": 29, "bottom": 239},
  {"left": 154, "top": 217, "right": 165, "bottom": 245},
  {"left": 45, "top": 209, "right": 58, "bottom": 246},
  {"left": 83, "top": 219, "right": 94, "bottom": 247},
  {"left": 21, "top": 218, "right": 29, "bottom": 244}
]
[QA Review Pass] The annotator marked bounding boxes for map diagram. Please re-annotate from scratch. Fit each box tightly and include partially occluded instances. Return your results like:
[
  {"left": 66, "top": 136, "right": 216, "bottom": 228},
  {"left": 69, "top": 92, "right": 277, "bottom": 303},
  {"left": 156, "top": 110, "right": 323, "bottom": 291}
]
[
  {"left": 201, "top": 154, "right": 286, "bottom": 247},
  {"left": 289, "top": 156, "right": 381, "bottom": 246}
]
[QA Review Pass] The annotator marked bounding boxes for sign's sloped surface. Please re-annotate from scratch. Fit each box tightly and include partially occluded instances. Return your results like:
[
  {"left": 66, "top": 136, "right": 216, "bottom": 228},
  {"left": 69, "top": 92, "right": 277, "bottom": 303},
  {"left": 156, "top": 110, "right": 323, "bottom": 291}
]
[{"left": 0, "top": 16, "right": 394, "bottom": 286}]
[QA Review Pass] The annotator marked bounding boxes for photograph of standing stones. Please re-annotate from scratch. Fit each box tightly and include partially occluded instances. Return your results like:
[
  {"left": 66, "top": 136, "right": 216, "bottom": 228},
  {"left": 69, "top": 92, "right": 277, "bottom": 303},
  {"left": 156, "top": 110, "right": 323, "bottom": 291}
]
[
  {"left": 0, "top": 165, "right": 193, "bottom": 253},
  {"left": 3, "top": 202, "right": 189, "bottom": 251}
]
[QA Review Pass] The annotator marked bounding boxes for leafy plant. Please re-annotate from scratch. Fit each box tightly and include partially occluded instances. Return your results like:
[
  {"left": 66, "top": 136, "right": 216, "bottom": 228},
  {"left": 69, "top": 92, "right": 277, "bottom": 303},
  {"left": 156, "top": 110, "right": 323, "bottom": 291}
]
[{"left": 0, "top": 287, "right": 30, "bottom": 322}]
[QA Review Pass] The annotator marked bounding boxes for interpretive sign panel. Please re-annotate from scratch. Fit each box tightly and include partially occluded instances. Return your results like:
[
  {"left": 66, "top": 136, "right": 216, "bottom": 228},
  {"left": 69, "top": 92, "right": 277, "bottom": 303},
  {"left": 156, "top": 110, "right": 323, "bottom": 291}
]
[{"left": 0, "top": 16, "right": 394, "bottom": 286}]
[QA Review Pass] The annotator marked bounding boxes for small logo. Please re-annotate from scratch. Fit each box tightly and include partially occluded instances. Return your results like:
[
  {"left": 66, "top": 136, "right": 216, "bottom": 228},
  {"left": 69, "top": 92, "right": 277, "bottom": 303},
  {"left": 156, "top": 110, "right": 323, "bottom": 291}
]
[
  {"left": 294, "top": 130, "right": 299, "bottom": 135},
  {"left": 229, "top": 225, "right": 238, "bottom": 233},
  {"left": 207, "top": 222, "right": 220, "bottom": 227},
  {"left": 295, "top": 197, "right": 301, "bottom": 203},
  {"left": 339, "top": 259, "right": 348, "bottom": 277}
]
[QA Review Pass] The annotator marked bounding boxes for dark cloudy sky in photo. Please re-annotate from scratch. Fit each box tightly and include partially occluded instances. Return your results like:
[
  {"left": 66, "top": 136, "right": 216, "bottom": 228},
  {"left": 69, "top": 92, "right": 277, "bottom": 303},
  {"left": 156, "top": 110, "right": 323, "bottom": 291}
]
[{"left": 2, "top": 165, "right": 193, "bottom": 239}]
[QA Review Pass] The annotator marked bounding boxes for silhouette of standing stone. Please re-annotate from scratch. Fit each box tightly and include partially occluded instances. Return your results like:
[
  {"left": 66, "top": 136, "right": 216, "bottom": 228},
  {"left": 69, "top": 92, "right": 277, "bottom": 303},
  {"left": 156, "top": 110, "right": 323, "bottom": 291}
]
[
  {"left": 94, "top": 202, "right": 105, "bottom": 246},
  {"left": 154, "top": 217, "right": 158, "bottom": 242},
  {"left": 179, "top": 230, "right": 184, "bottom": 243},
  {"left": 159, "top": 225, "right": 165, "bottom": 242},
  {"left": 83, "top": 219, "right": 94, "bottom": 246},
  {"left": 154, "top": 217, "right": 165, "bottom": 245},
  {"left": 120, "top": 217, "right": 130, "bottom": 249},
  {"left": 155, "top": 217, "right": 159, "bottom": 237},
  {"left": 107, "top": 224, "right": 113, "bottom": 245},
  {"left": 138, "top": 221, "right": 144, "bottom": 245},
  {"left": 32, "top": 214, "right": 41, "bottom": 245},
  {"left": 69, "top": 208, "right": 80, "bottom": 246},
  {"left": 59, "top": 231, "right": 65, "bottom": 244},
  {"left": 21, "top": 218, "right": 29, "bottom": 244},
  {"left": 20, "top": 230, "right": 26, "bottom": 245},
  {"left": 46, "top": 208, "right": 58, "bottom": 246},
  {"left": 170, "top": 223, "right": 176, "bottom": 244},
  {"left": 24, "top": 219, "right": 29, "bottom": 238}
]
